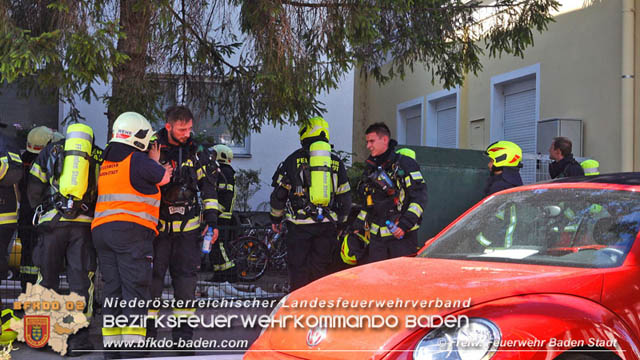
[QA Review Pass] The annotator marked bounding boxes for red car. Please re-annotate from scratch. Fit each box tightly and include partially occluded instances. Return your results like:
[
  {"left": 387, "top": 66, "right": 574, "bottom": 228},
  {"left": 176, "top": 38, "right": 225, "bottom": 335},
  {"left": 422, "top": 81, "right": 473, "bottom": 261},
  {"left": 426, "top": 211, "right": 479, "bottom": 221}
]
[{"left": 245, "top": 173, "right": 640, "bottom": 360}]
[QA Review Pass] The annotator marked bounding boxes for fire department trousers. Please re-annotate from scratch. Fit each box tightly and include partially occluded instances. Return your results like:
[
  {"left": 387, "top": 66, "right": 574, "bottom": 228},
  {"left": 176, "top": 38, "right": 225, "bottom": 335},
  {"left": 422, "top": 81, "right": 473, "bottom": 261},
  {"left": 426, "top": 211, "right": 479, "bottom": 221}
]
[
  {"left": 209, "top": 218, "right": 237, "bottom": 282},
  {"left": 0, "top": 225, "right": 15, "bottom": 283},
  {"left": 34, "top": 223, "right": 96, "bottom": 350},
  {"left": 34, "top": 224, "right": 95, "bottom": 306},
  {"left": 0, "top": 225, "right": 15, "bottom": 316},
  {"left": 367, "top": 228, "right": 419, "bottom": 263},
  {"left": 18, "top": 221, "right": 38, "bottom": 291},
  {"left": 286, "top": 222, "right": 337, "bottom": 291},
  {"left": 150, "top": 229, "right": 201, "bottom": 343}
]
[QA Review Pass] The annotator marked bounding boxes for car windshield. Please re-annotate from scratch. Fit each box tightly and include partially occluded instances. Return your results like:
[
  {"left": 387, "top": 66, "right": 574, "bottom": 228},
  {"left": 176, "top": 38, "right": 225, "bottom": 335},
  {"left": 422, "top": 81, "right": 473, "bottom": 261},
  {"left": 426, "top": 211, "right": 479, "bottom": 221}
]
[{"left": 420, "top": 188, "right": 640, "bottom": 268}]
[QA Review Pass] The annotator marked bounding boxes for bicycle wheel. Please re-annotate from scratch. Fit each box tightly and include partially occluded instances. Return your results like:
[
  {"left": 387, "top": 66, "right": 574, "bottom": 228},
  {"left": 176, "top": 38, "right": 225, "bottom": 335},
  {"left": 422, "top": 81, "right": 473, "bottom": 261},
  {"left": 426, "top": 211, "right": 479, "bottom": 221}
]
[
  {"left": 268, "top": 232, "right": 288, "bottom": 271},
  {"left": 230, "top": 236, "right": 269, "bottom": 281}
]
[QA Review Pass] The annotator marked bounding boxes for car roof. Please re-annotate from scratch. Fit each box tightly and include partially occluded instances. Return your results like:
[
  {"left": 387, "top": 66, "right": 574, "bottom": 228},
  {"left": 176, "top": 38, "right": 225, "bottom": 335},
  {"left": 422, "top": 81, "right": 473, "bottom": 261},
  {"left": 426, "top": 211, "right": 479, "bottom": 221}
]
[{"left": 542, "top": 172, "right": 640, "bottom": 186}]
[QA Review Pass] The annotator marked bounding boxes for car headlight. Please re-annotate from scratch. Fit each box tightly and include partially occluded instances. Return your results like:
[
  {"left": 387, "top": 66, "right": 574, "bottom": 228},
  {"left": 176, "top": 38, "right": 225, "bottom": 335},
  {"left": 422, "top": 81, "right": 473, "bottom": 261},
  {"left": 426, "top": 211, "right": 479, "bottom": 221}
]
[
  {"left": 413, "top": 318, "right": 500, "bottom": 360},
  {"left": 259, "top": 294, "right": 289, "bottom": 336}
]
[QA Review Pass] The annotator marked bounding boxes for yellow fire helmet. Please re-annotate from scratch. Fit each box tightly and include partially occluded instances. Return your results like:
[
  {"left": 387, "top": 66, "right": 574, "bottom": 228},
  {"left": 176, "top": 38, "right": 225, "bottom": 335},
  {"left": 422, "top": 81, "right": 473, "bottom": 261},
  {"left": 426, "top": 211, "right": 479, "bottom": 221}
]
[
  {"left": 340, "top": 231, "right": 370, "bottom": 266},
  {"left": 299, "top": 117, "right": 330, "bottom": 142},
  {"left": 26, "top": 126, "right": 54, "bottom": 154},
  {"left": 0, "top": 309, "right": 19, "bottom": 345},
  {"left": 485, "top": 140, "right": 522, "bottom": 168},
  {"left": 213, "top": 144, "right": 234, "bottom": 165},
  {"left": 110, "top": 112, "right": 154, "bottom": 151},
  {"left": 581, "top": 159, "right": 600, "bottom": 176}
]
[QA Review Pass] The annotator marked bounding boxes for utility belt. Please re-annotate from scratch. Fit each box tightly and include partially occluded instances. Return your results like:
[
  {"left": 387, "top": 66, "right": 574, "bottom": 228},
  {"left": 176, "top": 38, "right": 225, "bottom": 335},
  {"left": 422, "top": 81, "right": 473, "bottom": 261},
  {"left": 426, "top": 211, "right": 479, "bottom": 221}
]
[
  {"left": 158, "top": 215, "right": 201, "bottom": 233},
  {"left": 33, "top": 193, "right": 94, "bottom": 228},
  {"left": 286, "top": 202, "right": 337, "bottom": 225}
]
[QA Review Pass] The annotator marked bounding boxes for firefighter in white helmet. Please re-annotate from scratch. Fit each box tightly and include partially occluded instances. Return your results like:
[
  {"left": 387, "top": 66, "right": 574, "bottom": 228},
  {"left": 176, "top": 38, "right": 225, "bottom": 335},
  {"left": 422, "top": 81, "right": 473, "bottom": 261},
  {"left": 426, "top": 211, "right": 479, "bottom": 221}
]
[{"left": 92, "top": 112, "right": 171, "bottom": 356}]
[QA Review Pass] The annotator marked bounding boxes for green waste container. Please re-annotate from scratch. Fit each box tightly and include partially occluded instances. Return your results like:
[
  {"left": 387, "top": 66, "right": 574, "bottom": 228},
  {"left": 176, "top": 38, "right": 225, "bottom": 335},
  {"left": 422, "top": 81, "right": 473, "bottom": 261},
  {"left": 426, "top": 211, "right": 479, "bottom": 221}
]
[{"left": 401, "top": 146, "right": 489, "bottom": 247}]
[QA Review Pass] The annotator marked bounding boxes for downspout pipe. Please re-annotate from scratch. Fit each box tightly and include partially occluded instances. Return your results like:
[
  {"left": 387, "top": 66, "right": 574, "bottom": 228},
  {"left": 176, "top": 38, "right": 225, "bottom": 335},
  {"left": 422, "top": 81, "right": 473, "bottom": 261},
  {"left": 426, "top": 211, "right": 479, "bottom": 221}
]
[{"left": 621, "top": 0, "right": 635, "bottom": 171}]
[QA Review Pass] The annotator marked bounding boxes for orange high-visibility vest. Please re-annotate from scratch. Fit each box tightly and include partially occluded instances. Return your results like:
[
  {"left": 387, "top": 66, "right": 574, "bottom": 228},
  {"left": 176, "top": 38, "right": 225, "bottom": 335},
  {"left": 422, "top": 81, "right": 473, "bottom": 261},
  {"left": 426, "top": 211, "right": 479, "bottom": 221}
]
[{"left": 92, "top": 153, "right": 161, "bottom": 234}]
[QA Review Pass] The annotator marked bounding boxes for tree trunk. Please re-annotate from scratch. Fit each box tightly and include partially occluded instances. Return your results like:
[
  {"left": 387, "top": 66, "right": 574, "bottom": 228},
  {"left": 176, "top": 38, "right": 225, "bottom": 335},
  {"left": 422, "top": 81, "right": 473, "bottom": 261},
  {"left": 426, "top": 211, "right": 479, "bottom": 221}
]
[{"left": 107, "top": 0, "right": 154, "bottom": 139}]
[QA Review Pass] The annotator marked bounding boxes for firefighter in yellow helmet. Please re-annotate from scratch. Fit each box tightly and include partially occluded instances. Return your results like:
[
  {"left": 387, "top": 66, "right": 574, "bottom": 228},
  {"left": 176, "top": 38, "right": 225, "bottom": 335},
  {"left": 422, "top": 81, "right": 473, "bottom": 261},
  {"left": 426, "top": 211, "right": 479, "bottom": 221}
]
[
  {"left": 270, "top": 117, "right": 352, "bottom": 290},
  {"left": 484, "top": 140, "right": 523, "bottom": 196},
  {"left": 19, "top": 126, "right": 54, "bottom": 291},
  {"left": 581, "top": 159, "right": 600, "bottom": 176},
  {"left": 208, "top": 144, "right": 238, "bottom": 282},
  {"left": 0, "top": 309, "right": 19, "bottom": 347},
  {"left": 27, "top": 122, "right": 103, "bottom": 353},
  {"left": 340, "top": 231, "right": 369, "bottom": 266}
]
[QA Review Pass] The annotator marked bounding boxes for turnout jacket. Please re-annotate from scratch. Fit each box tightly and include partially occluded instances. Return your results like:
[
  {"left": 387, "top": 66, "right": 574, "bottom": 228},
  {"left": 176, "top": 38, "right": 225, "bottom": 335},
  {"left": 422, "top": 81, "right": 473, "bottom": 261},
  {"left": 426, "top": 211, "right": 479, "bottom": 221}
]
[
  {"left": 154, "top": 128, "right": 219, "bottom": 232},
  {"left": 484, "top": 167, "right": 523, "bottom": 196},
  {"left": 0, "top": 133, "right": 23, "bottom": 225},
  {"left": 28, "top": 141, "right": 103, "bottom": 226},
  {"left": 356, "top": 140, "right": 427, "bottom": 235},
  {"left": 217, "top": 163, "right": 236, "bottom": 221},
  {"left": 270, "top": 143, "right": 351, "bottom": 226}
]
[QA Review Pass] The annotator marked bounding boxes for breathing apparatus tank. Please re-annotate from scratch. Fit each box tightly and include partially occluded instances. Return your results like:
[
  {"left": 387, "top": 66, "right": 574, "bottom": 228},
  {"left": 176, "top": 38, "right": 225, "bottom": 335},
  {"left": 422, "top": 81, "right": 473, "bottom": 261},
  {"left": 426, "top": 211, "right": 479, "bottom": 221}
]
[
  {"left": 308, "top": 140, "right": 332, "bottom": 207},
  {"left": 59, "top": 123, "right": 94, "bottom": 201}
]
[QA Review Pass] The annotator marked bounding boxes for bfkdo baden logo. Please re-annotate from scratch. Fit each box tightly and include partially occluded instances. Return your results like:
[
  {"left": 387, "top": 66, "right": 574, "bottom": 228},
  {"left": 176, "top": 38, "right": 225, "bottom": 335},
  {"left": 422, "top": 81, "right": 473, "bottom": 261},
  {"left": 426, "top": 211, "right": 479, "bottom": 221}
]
[
  {"left": 24, "top": 315, "right": 50, "bottom": 348},
  {"left": 9, "top": 284, "right": 89, "bottom": 355}
]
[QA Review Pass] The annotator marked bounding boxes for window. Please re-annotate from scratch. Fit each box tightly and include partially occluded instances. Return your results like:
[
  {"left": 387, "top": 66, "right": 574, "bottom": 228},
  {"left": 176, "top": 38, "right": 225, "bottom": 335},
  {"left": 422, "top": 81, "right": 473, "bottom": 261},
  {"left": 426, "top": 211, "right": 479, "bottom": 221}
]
[
  {"left": 396, "top": 97, "right": 423, "bottom": 146},
  {"left": 490, "top": 64, "right": 540, "bottom": 184},
  {"left": 421, "top": 188, "right": 640, "bottom": 268},
  {"left": 426, "top": 88, "right": 459, "bottom": 148}
]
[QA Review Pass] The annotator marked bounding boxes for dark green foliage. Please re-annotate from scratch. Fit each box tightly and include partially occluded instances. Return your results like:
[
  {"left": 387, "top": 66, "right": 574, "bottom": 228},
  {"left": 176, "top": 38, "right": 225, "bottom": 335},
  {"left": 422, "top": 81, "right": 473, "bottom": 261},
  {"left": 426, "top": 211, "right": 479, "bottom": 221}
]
[{"left": 0, "top": 0, "right": 559, "bottom": 134}]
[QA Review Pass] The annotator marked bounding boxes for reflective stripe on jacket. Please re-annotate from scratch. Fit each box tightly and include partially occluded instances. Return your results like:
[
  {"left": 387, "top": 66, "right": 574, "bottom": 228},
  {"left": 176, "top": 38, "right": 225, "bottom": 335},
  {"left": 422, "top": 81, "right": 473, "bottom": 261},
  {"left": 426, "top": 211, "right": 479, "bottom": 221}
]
[{"left": 92, "top": 153, "right": 161, "bottom": 234}]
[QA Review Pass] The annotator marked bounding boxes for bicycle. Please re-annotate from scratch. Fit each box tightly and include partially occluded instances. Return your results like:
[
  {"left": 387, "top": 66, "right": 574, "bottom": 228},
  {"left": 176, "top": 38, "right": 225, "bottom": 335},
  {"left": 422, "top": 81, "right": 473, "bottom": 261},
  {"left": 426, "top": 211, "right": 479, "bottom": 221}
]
[{"left": 230, "top": 223, "right": 287, "bottom": 281}]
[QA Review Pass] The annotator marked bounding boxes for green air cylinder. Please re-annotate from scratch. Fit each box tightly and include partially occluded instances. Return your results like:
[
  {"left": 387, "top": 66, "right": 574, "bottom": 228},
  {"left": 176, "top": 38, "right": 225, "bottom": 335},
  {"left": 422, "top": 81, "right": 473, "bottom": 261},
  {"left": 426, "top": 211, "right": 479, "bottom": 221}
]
[
  {"left": 59, "top": 123, "right": 93, "bottom": 200},
  {"left": 309, "top": 141, "right": 332, "bottom": 206}
]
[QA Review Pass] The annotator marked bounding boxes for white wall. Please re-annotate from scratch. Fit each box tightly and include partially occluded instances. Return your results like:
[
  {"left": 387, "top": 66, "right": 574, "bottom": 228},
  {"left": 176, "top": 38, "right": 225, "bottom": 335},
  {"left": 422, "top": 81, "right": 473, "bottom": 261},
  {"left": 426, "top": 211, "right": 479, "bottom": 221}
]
[
  {"left": 61, "top": 70, "right": 354, "bottom": 211},
  {"left": 59, "top": 81, "right": 110, "bottom": 147}
]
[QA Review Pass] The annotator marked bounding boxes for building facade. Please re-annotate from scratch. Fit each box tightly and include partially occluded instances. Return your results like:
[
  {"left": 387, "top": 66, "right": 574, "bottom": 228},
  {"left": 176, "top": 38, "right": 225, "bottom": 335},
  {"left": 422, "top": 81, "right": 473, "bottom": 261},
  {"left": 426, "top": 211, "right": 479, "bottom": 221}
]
[{"left": 353, "top": 0, "right": 639, "bottom": 180}]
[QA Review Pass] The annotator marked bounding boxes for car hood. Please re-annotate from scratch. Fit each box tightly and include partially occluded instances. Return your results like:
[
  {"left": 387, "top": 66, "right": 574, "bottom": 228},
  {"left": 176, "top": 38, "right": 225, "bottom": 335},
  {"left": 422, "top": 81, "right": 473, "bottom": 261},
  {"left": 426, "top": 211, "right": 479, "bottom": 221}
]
[{"left": 260, "top": 257, "right": 604, "bottom": 359}]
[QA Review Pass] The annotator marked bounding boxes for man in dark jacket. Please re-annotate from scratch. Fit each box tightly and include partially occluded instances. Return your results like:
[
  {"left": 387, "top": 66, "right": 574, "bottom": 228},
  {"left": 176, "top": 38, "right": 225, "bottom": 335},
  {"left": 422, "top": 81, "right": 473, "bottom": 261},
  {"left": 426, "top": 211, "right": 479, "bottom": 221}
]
[
  {"left": 354, "top": 123, "right": 427, "bottom": 263},
  {"left": 484, "top": 140, "right": 524, "bottom": 196},
  {"left": 148, "top": 105, "right": 219, "bottom": 349},
  {"left": 548, "top": 136, "right": 584, "bottom": 179}
]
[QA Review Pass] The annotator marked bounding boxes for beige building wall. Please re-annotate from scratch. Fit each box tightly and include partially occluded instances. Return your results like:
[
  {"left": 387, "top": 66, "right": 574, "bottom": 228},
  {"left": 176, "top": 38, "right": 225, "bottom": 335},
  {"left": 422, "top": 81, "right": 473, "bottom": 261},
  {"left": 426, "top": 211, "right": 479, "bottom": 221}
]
[
  {"left": 353, "top": 0, "right": 631, "bottom": 173},
  {"left": 635, "top": 0, "right": 640, "bottom": 170}
]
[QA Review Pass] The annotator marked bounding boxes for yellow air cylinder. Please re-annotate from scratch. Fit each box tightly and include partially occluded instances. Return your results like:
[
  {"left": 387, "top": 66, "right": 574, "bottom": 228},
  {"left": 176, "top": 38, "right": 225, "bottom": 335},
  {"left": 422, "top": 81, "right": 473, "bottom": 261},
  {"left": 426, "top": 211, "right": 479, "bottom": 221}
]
[
  {"left": 8, "top": 237, "right": 21, "bottom": 269},
  {"left": 59, "top": 123, "right": 93, "bottom": 200},
  {"left": 309, "top": 141, "right": 332, "bottom": 206}
]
